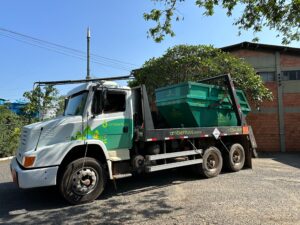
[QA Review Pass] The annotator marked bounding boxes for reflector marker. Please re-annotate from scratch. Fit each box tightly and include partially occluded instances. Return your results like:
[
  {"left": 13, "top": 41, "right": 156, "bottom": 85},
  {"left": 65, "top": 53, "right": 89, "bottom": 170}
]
[
  {"left": 164, "top": 137, "right": 175, "bottom": 140},
  {"left": 242, "top": 126, "right": 249, "bottom": 134},
  {"left": 180, "top": 136, "right": 189, "bottom": 139},
  {"left": 146, "top": 138, "right": 158, "bottom": 142}
]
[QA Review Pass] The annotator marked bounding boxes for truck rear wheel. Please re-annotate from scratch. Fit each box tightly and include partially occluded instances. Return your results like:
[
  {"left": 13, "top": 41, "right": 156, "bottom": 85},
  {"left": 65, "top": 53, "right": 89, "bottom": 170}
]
[
  {"left": 58, "top": 157, "right": 106, "bottom": 204},
  {"left": 225, "top": 143, "right": 245, "bottom": 172},
  {"left": 201, "top": 147, "right": 223, "bottom": 178}
]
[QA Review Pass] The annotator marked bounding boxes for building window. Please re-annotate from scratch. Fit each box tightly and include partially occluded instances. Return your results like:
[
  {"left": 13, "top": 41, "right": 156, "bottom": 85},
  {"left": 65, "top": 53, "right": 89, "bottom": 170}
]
[
  {"left": 258, "top": 72, "right": 275, "bottom": 82},
  {"left": 283, "top": 70, "right": 300, "bottom": 80}
]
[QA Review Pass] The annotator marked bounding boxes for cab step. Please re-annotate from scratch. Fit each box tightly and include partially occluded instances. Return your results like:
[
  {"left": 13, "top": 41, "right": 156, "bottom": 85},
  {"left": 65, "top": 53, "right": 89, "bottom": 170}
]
[
  {"left": 113, "top": 173, "right": 132, "bottom": 179},
  {"left": 145, "top": 158, "right": 203, "bottom": 172},
  {"left": 145, "top": 149, "right": 203, "bottom": 161},
  {"left": 145, "top": 149, "right": 203, "bottom": 173}
]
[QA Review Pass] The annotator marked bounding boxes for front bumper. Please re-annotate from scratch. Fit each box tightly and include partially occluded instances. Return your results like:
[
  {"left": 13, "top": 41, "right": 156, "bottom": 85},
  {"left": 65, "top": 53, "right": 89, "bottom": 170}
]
[{"left": 10, "top": 157, "right": 59, "bottom": 189}]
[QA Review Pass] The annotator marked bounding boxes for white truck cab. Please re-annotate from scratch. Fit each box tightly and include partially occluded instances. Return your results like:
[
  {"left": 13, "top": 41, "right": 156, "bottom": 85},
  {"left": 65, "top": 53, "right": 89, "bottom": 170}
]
[{"left": 11, "top": 80, "right": 134, "bottom": 203}]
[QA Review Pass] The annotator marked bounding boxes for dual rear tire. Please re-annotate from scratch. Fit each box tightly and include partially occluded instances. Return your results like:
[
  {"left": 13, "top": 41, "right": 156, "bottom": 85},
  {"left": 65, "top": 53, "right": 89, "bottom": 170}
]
[
  {"left": 194, "top": 143, "right": 246, "bottom": 178},
  {"left": 201, "top": 147, "right": 223, "bottom": 178},
  {"left": 225, "top": 143, "right": 245, "bottom": 172},
  {"left": 193, "top": 146, "right": 223, "bottom": 178}
]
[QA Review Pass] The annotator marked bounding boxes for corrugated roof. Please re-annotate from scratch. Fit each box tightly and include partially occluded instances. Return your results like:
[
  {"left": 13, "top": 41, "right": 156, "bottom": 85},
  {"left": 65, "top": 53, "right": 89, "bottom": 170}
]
[{"left": 221, "top": 41, "right": 300, "bottom": 54}]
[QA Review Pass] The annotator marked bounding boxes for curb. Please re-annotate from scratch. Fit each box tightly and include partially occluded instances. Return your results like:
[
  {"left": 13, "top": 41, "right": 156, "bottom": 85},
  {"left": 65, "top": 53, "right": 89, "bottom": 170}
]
[{"left": 0, "top": 156, "right": 14, "bottom": 162}]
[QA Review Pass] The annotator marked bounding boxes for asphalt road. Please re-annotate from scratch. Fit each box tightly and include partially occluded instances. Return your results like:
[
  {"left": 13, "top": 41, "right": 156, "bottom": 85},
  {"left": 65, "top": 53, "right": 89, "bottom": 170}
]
[{"left": 0, "top": 153, "right": 300, "bottom": 225}]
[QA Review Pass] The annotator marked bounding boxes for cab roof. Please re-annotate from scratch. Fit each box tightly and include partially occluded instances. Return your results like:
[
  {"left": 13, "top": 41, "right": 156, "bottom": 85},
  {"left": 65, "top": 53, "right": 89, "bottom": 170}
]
[{"left": 66, "top": 81, "right": 129, "bottom": 97}]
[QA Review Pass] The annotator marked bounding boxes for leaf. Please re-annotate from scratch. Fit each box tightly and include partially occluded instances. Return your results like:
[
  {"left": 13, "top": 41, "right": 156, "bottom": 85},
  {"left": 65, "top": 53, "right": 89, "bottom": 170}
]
[{"left": 145, "top": 0, "right": 299, "bottom": 44}]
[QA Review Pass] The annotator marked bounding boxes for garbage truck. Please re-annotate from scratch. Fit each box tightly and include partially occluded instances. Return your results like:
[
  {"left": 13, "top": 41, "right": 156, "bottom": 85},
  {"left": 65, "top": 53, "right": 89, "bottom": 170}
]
[{"left": 10, "top": 74, "right": 257, "bottom": 204}]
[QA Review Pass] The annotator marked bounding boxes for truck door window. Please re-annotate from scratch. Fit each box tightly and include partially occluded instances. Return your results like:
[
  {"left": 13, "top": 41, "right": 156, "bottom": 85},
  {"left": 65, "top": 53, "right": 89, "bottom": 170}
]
[
  {"left": 92, "top": 90, "right": 126, "bottom": 114},
  {"left": 104, "top": 92, "right": 126, "bottom": 113}
]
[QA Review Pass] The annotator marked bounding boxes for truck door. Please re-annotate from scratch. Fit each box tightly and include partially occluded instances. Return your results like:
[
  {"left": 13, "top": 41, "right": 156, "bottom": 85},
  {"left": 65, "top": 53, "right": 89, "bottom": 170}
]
[{"left": 90, "top": 89, "right": 133, "bottom": 151}]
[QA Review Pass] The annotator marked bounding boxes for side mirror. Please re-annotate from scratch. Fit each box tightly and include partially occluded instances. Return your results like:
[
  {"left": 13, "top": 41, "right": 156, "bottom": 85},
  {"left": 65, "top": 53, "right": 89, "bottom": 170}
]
[
  {"left": 92, "top": 87, "right": 108, "bottom": 115},
  {"left": 101, "top": 89, "right": 108, "bottom": 112}
]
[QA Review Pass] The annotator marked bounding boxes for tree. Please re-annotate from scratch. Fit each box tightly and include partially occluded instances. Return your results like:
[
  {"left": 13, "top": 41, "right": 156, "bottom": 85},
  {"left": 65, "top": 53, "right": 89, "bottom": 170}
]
[
  {"left": 0, "top": 105, "right": 25, "bottom": 157},
  {"left": 56, "top": 95, "right": 66, "bottom": 117},
  {"left": 144, "top": 0, "right": 300, "bottom": 44},
  {"left": 129, "top": 45, "right": 272, "bottom": 105},
  {"left": 23, "top": 85, "right": 59, "bottom": 121}
]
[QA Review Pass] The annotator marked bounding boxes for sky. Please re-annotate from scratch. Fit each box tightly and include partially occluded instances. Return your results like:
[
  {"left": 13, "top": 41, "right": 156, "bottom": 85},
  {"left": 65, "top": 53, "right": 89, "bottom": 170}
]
[{"left": 0, "top": 0, "right": 299, "bottom": 101}]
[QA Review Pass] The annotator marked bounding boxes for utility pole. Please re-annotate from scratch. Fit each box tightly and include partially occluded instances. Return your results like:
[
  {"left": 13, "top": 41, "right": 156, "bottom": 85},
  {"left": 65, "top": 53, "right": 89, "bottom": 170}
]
[{"left": 86, "top": 27, "right": 91, "bottom": 80}]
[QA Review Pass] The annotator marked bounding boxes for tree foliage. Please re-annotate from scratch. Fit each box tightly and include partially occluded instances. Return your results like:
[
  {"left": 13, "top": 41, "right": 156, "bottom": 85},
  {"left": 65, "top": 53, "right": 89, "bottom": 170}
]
[
  {"left": 0, "top": 86, "right": 64, "bottom": 157},
  {"left": 0, "top": 106, "right": 26, "bottom": 157},
  {"left": 56, "top": 95, "right": 66, "bottom": 116},
  {"left": 129, "top": 45, "right": 272, "bottom": 105},
  {"left": 23, "top": 85, "right": 59, "bottom": 121},
  {"left": 144, "top": 0, "right": 300, "bottom": 44}
]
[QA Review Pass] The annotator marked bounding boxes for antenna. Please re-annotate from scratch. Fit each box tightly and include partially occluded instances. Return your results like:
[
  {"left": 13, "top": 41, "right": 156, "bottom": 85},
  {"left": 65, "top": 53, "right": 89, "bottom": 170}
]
[{"left": 86, "top": 27, "right": 91, "bottom": 80}]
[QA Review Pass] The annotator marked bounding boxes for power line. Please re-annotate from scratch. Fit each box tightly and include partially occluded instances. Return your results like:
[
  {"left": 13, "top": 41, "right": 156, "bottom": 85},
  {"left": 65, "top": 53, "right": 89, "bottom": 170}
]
[
  {"left": 0, "top": 27, "right": 137, "bottom": 66},
  {"left": 0, "top": 27, "right": 138, "bottom": 71},
  {"left": 0, "top": 32, "right": 133, "bottom": 71},
  {"left": 0, "top": 32, "right": 131, "bottom": 71},
  {"left": 0, "top": 33, "right": 87, "bottom": 61}
]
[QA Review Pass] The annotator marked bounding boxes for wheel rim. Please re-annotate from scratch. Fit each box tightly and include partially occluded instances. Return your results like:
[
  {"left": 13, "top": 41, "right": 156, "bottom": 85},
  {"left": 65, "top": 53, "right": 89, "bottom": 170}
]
[
  {"left": 232, "top": 148, "right": 242, "bottom": 164},
  {"left": 206, "top": 152, "right": 219, "bottom": 170},
  {"left": 71, "top": 167, "right": 98, "bottom": 195}
]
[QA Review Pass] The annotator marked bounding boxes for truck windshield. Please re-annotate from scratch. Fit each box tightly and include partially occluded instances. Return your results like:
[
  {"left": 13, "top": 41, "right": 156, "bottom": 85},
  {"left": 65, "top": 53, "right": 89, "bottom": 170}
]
[{"left": 64, "top": 91, "right": 88, "bottom": 116}]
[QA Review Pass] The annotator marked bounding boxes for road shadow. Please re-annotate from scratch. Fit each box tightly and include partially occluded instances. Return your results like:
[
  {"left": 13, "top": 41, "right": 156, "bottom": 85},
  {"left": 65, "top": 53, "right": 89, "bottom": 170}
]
[
  {"left": 258, "top": 152, "right": 300, "bottom": 169},
  {"left": 0, "top": 169, "right": 197, "bottom": 224},
  {"left": 0, "top": 182, "right": 66, "bottom": 216}
]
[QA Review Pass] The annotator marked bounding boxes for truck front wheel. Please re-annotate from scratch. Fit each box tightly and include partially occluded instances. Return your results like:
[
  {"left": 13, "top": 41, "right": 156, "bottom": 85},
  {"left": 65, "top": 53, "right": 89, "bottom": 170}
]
[
  {"left": 201, "top": 147, "right": 223, "bottom": 178},
  {"left": 58, "top": 157, "right": 106, "bottom": 204}
]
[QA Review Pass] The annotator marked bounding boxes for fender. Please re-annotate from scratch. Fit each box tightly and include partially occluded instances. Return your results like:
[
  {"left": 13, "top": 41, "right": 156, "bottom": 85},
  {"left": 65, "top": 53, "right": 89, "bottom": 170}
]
[
  {"left": 82, "top": 139, "right": 113, "bottom": 179},
  {"left": 60, "top": 139, "right": 114, "bottom": 180},
  {"left": 77, "top": 139, "right": 110, "bottom": 160}
]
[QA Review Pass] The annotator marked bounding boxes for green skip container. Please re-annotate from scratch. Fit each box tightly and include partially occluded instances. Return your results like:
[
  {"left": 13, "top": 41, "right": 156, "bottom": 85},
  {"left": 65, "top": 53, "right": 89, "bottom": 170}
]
[{"left": 155, "top": 82, "right": 251, "bottom": 128}]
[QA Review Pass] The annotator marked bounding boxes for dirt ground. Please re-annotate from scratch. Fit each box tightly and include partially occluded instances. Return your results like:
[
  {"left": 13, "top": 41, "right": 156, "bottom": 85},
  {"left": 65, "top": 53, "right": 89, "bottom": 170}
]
[{"left": 0, "top": 153, "right": 299, "bottom": 225}]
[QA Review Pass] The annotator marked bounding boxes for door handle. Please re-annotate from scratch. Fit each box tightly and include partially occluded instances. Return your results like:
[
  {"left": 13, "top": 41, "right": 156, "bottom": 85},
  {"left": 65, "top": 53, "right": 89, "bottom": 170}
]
[{"left": 123, "top": 126, "right": 128, "bottom": 133}]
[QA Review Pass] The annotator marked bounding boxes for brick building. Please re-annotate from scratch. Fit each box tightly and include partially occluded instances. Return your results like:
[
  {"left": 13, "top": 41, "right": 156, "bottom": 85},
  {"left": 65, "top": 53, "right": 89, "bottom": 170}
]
[{"left": 222, "top": 42, "right": 300, "bottom": 152}]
